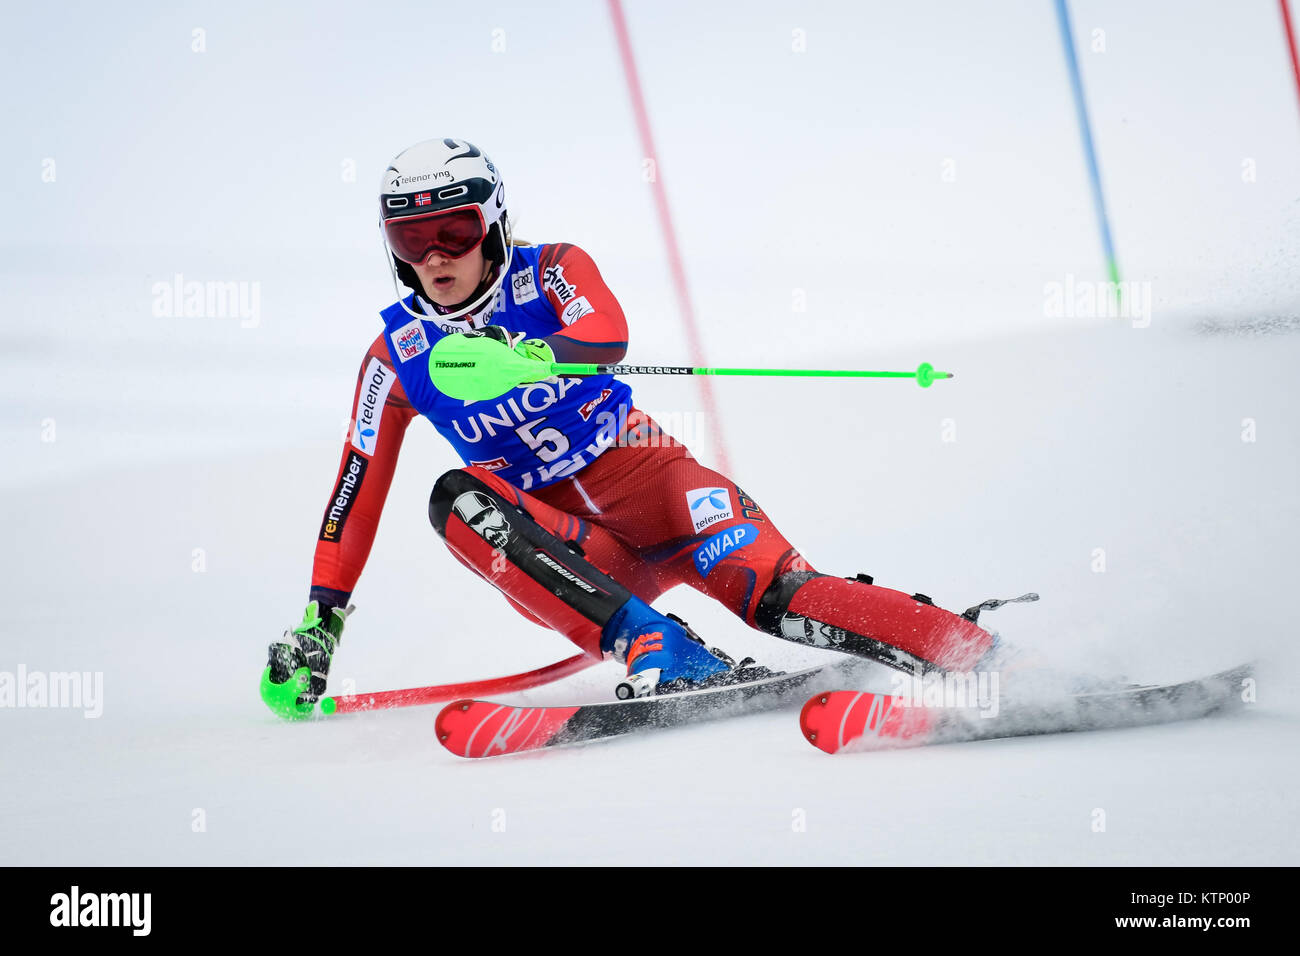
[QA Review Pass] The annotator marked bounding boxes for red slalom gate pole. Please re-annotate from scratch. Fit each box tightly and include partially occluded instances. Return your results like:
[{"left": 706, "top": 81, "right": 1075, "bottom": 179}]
[
  {"left": 1281, "top": 0, "right": 1300, "bottom": 122},
  {"left": 605, "top": 0, "right": 733, "bottom": 475},
  {"left": 319, "top": 653, "right": 599, "bottom": 715}
]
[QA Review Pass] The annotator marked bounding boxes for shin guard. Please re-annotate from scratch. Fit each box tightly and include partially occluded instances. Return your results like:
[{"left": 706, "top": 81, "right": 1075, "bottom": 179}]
[{"left": 756, "top": 572, "right": 993, "bottom": 673}]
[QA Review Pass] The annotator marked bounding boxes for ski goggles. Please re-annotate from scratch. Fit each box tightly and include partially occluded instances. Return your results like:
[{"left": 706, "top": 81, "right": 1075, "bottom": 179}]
[{"left": 383, "top": 205, "right": 488, "bottom": 263}]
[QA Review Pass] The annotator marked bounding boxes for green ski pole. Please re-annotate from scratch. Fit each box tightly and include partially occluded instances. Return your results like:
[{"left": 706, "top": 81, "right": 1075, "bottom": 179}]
[
  {"left": 548, "top": 361, "right": 953, "bottom": 388},
  {"left": 428, "top": 333, "right": 954, "bottom": 401}
]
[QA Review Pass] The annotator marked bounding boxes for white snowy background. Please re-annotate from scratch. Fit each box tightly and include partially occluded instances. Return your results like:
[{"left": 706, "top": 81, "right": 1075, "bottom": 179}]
[{"left": 2, "top": 0, "right": 1298, "bottom": 864}]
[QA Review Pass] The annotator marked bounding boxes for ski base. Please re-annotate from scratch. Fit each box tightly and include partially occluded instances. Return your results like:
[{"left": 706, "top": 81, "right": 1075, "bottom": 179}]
[
  {"left": 800, "top": 663, "right": 1254, "bottom": 754},
  {"left": 437, "top": 658, "right": 867, "bottom": 758}
]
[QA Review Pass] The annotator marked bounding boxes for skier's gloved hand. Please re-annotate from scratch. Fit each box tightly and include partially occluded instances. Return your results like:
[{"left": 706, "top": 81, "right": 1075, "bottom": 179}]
[
  {"left": 469, "top": 325, "right": 523, "bottom": 349},
  {"left": 260, "top": 601, "right": 352, "bottom": 719},
  {"left": 512, "top": 336, "right": 555, "bottom": 367},
  {"left": 430, "top": 327, "right": 556, "bottom": 401},
  {"left": 469, "top": 326, "right": 556, "bottom": 372}
]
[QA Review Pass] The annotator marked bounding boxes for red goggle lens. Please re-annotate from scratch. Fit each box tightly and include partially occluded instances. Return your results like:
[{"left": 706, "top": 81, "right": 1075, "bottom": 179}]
[{"left": 384, "top": 206, "right": 487, "bottom": 263}]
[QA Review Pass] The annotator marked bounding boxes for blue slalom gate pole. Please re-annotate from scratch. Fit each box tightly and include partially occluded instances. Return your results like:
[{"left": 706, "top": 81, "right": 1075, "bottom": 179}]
[{"left": 1054, "top": 0, "right": 1122, "bottom": 287}]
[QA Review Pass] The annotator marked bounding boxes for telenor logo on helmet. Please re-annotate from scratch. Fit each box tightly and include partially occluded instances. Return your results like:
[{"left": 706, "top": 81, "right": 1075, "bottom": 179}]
[{"left": 387, "top": 171, "right": 451, "bottom": 190}]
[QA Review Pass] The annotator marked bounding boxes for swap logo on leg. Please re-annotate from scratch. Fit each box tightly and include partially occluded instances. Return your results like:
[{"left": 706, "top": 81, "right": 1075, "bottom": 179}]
[{"left": 693, "top": 523, "right": 757, "bottom": 577}]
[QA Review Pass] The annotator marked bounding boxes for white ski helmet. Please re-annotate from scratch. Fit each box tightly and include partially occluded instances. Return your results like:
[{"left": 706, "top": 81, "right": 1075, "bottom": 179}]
[{"left": 379, "top": 138, "right": 513, "bottom": 323}]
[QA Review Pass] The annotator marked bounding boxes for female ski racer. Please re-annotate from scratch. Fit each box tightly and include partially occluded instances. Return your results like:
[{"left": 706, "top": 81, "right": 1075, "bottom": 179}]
[{"left": 260, "top": 138, "right": 994, "bottom": 718}]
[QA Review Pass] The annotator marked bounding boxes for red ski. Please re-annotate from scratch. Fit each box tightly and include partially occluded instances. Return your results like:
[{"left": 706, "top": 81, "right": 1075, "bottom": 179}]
[
  {"left": 800, "top": 691, "right": 934, "bottom": 754},
  {"left": 800, "top": 663, "right": 1253, "bottom": 754},
  {"left": 436, "top": 701, "right": 583, "bottom": 758},
  {"left": 437, "top": 660, "right": 865, "bottom": 758}
]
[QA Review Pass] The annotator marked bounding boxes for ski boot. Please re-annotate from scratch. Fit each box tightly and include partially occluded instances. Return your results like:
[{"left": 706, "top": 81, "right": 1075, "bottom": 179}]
[
  {"left": 602, "top": 596, "right": 776, "bottom": 699},
  {"left": 260, "top": 601, "right": 352, "bottom": 719}
]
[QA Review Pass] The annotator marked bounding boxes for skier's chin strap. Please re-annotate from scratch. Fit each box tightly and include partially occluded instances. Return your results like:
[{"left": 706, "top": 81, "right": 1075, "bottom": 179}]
[
  {"left": 415, "top": 285, "right": 496, "bottom": 331},
  {"left": 387, "top": 258, "right": 507, "bottom": 328}
]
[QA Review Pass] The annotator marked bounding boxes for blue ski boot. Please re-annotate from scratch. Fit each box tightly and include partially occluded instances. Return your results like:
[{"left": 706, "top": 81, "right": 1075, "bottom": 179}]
[{"left": 602, "top": 596, "right": 771, "bottom": 698}]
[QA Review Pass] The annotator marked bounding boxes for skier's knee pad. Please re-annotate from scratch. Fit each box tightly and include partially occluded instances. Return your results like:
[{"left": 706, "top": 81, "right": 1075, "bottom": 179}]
[
  {"left": 429, "top": 468, "right": 508, "bottom": 541},
  {"left": 428, "top": 466, "right": 632, "bottom": 644},
  {"left": 430, "top": 468, "right": 468, "bottom": 538}
]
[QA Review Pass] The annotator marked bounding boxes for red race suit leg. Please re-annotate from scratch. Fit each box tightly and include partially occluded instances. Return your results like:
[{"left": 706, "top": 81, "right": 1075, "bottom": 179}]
[
  {"left": 531, "top": 413, "right": 993, "bottom": 673},
  {"left": 428, "top": 464, "right": 663, "bottom": 659},
  {"left": 431, "top": 410, "right": 991, "bottom": 673}
]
